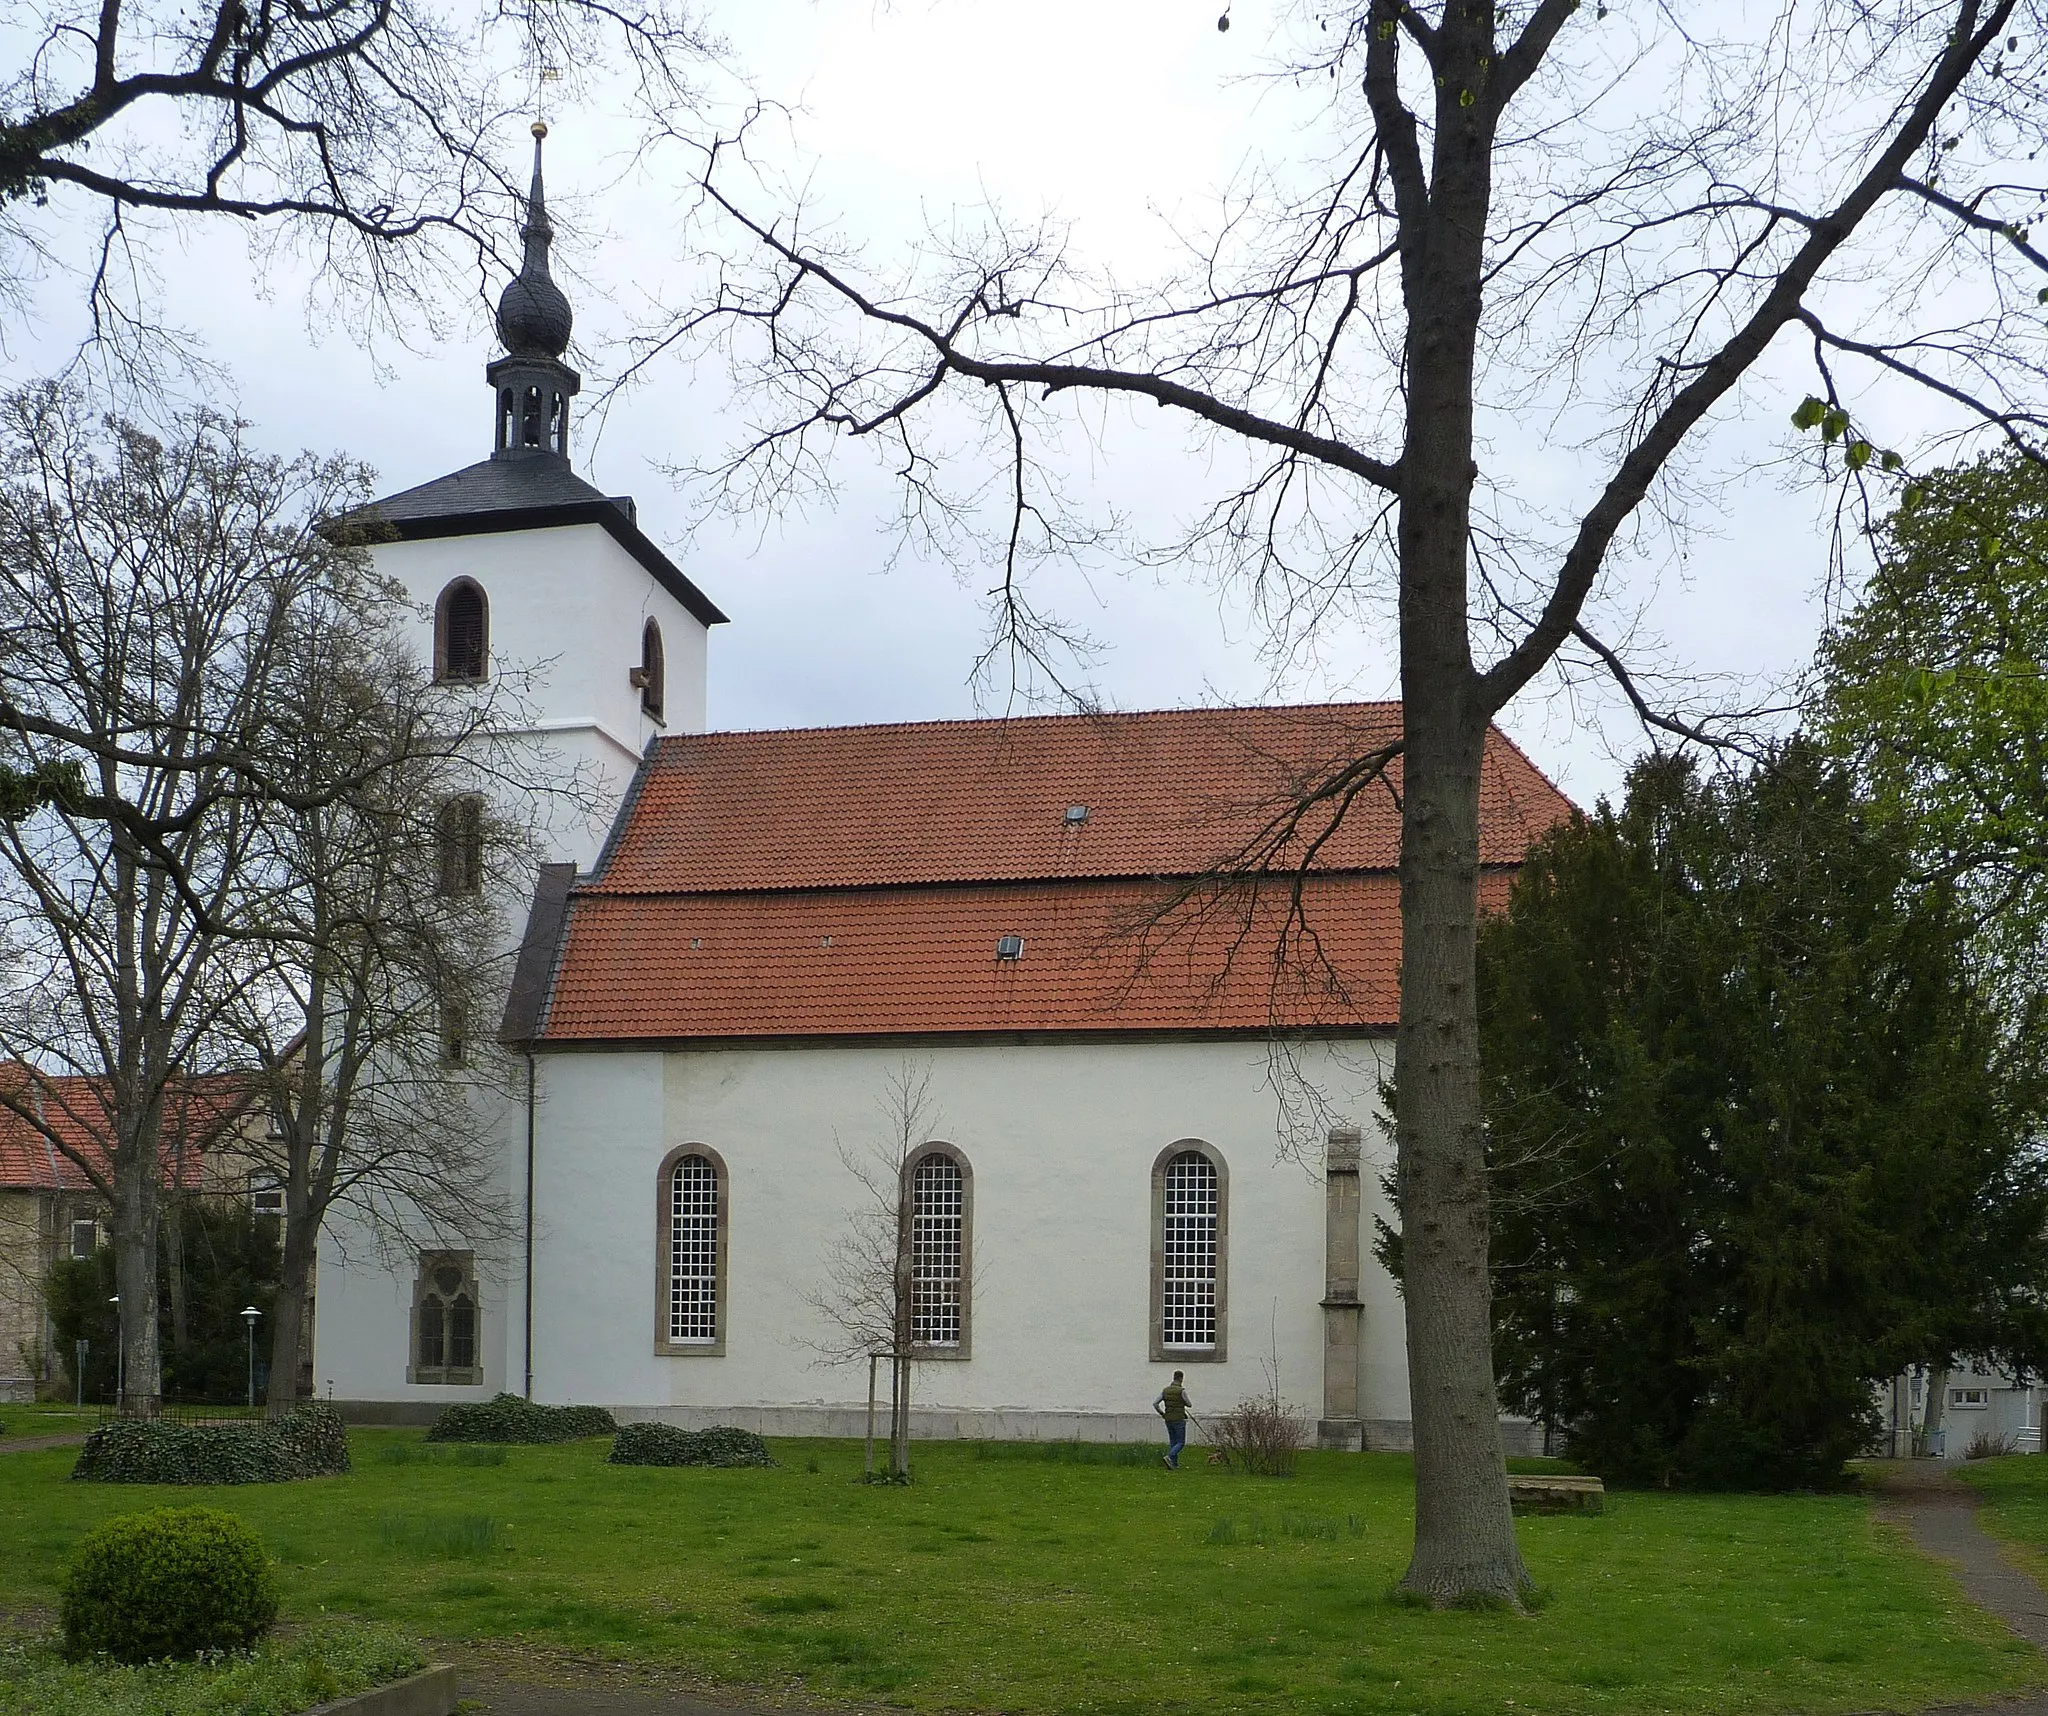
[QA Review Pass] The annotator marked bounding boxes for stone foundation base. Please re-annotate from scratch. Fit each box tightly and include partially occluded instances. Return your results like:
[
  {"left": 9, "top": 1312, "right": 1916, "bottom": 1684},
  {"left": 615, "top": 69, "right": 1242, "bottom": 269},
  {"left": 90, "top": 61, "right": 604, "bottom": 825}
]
[{"left": 332, "top": 1398, "right": 1541, "bottom": 1451}]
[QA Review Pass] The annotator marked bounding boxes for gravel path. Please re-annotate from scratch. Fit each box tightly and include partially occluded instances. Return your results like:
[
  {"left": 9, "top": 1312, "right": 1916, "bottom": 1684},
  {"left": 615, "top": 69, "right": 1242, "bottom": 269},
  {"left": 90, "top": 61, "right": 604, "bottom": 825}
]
[
  {"left": 0, "top": 1432, "right": 87, "bottom": 1454},
  {"left": 1869, "top": 1459, "right": 2048, "bottom": 1716}
]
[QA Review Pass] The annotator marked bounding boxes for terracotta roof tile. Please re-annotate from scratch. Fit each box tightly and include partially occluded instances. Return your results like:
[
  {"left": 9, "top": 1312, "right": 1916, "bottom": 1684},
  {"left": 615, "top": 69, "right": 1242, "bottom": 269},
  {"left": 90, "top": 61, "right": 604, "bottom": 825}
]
[
  {"left": 0, "top": 1065, "right": 254, "bottom": 1193},
  {"left": 538, "top": 703, "right": 1571, "bottom": 1043},
  {"left": 589, "top": 704, "right": 1570, "bottom": 894},
  {"left": 543, "top": 876, "right": 1532, "bottom": 1040}
]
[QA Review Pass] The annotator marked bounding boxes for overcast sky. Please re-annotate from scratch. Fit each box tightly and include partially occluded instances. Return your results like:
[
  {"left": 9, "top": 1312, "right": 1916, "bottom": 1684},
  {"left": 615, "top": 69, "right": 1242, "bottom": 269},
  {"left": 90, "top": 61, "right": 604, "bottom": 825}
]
[{"left": 1, "top": 0, "right": 1867, "bottom": 809}]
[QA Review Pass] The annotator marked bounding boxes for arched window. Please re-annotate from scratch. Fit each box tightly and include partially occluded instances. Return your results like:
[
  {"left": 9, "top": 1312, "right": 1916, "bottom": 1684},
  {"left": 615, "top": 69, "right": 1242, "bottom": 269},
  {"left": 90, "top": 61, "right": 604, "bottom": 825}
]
[
  {"left": 412, "top": 1251, "right": 479, "bottom": 1385},
  {"left": 636, "top": 619, "right": 665, "bottom": 720},
  {"left": 438, "top": 998, "right": 468, "bottom": 1067},
  {"left": 655, "top": 1146, "right": 728, "bottom": 1355},
  {"left": 908, "top": 1146, "right": 971, "bottom": 1355},
  {"left": 434, "top": 579, "right": 489, "bottom": 682},
  {"left": 436, "top": 796, "right": 484, "bottom": 896},
  {"left": 1151, "top": 1143, "right": 1227, "bottom": 1361}
]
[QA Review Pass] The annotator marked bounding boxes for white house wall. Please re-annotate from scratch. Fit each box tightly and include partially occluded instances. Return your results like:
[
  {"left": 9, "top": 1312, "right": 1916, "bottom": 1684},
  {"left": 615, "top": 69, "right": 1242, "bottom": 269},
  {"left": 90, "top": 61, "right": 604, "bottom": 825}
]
[{"left": 525, "top": 1036, "right": 1418, "bottom": 1443}]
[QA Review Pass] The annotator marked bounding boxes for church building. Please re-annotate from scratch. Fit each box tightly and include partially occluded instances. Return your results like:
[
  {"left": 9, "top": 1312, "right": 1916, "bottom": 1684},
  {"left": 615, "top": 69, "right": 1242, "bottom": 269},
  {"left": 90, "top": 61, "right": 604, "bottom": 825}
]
[{"left": 311, "top": 127, "right": 1572, "bottom": 1450}]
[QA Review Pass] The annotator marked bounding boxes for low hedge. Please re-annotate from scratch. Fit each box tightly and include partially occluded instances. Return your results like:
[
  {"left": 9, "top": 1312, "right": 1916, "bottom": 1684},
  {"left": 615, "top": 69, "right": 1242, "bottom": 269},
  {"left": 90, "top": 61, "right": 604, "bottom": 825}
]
[
  {"left": 70, "top": 1404, "right": 350, "bottom": 1485},
  {"left": 425, "top": 1392, "right": 617, "bottom": 1444},
  {"left": 60, "top": 1506, "right": 276, "bottom": 1662},
  {"left": 608, "top": 1421, "right": 775, "bottom": 1468},
  {"left": 6, "top": 1619, "right": 425, "bottom": 1712}
]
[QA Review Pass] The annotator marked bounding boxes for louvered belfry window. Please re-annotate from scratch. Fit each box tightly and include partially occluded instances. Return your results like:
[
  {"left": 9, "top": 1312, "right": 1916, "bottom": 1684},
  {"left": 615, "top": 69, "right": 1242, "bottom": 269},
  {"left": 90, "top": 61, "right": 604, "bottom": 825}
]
[
  {"left": 911, "top": 1152, "right": 965, "bottom": 1348},
  {"left": 437, "top": 580, "right": 488, "bottom": 681},
  {"left": 1161, "top": 1151, "right": 1219, "bottom": 1350},
  {"left": 436, "top": 796, "right": 483, "bottom": 896},
  {"left": 640, "top": 619, "right": 665, "bottom": 719},
  {"left": 669, "top": 1155, "right": 719, "bottom": 1343}
]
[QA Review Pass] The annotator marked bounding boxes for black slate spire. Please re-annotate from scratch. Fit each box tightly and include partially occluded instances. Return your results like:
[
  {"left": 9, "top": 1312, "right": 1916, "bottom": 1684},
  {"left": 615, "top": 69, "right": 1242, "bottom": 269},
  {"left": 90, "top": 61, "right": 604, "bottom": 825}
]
[{"left": 488, "top": 122, "right": 581, "bottom": 460}]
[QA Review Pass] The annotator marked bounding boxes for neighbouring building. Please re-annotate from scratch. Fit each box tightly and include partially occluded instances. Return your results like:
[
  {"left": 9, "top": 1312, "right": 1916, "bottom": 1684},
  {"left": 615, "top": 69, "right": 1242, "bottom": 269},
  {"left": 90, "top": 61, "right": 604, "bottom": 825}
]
[{"left": 0, "top": 1067, "right": 277, "bottom": 1402}]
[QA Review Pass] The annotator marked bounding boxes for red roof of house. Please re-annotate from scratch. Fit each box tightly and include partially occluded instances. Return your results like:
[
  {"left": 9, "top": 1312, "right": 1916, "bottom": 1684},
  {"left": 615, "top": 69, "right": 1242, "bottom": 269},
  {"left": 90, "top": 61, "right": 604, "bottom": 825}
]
[
  {"left": 0, "top": 1066, "right": 255, "bottom": 1194},
  {"left": 535, "top": 704, "right": 1573, "bottom": 1043}
]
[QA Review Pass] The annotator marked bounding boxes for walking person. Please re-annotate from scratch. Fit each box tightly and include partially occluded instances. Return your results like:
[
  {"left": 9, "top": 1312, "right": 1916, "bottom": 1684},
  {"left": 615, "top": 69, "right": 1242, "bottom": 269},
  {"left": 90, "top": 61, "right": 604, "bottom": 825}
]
[{"left": 1154, "top": 1371, "right": 1192, "bottom": 1469}]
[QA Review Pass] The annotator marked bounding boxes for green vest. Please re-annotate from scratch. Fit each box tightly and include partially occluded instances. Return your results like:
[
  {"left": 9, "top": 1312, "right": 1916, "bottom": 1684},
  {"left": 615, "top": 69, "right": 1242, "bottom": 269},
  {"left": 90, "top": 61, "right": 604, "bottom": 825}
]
[{"left": 1160, "top": 1383, "right": 1189, "bottom": 1423}]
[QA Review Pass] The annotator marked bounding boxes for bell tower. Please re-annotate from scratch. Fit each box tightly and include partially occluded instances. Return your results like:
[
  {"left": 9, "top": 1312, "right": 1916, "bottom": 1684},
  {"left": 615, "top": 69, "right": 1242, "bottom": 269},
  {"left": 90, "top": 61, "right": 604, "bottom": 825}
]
[{"left": 489, "top": 123, "right": 581, "bottom": 460}]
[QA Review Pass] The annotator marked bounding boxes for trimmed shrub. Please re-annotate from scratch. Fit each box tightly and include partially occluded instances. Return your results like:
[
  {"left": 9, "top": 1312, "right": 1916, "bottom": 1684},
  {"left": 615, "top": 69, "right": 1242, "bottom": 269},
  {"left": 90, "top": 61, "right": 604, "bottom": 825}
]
[
  {"left": 60, "top": 1506, "right": 277, "bottom": 1662},
  {"left": 70, "top": 1403, "right": 350, "bottom": 1485},
  {"left": 608, "top": 1421, "right": 774, "bottom": 1468},
  {"left": 425, "top": 1392, "right": 617, "bottom": 1444}
]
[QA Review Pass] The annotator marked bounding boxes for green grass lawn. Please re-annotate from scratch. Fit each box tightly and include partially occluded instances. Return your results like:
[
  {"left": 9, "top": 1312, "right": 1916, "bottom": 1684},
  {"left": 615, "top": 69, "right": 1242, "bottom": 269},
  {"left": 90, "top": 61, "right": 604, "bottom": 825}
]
[{"left": 0, "top": 1432, "right": 2037, "bottom": 1716}]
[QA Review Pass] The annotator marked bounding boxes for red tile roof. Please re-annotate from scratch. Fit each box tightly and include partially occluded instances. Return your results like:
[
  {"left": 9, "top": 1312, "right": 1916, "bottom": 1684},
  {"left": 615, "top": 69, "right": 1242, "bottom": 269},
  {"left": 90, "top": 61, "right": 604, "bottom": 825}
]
[
  {"left": 536, "top": 704, "right": 1573, "bottom": 1043},
  {"left": 0, "top": 1065, "right": 255, "bottom": 1194},
  {"left": 588, "top": 704, "right": 1567, "bottom": 893}
]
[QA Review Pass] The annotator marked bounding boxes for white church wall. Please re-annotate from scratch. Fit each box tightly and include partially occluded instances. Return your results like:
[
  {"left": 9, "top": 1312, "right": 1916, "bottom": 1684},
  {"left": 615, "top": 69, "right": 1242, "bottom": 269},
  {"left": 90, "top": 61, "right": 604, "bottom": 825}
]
[
  {"left": 526, "top": 1036, "right": 1413, "bottom": 1443},
  {"left": 370, "top": 523, "right": 709, "bottom": 872}
]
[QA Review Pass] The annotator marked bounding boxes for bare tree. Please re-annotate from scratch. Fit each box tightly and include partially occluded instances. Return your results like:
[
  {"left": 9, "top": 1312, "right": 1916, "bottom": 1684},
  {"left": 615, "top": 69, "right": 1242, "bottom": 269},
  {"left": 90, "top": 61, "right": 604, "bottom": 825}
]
[
  {"left": 0, "top": 0, "right": 717, "bottom": 355},
  {"left": 0, "top": 381, "right": 368, "bottom": 1411},
  {"left": 655, "top": 2, "right": 2048, "bottom": 1601},
  {"left": 221, "top": 574, "right": 550, "bottom": 1409},
  {"left": 807, "top": 1060, "right": 956, "bottom": 1482}
]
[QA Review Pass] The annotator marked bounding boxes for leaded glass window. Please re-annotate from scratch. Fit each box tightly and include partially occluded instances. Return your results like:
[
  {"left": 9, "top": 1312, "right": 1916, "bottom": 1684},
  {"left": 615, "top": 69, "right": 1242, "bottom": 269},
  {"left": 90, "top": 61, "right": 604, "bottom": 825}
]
[
  {"left": 910, "top": 1152, "right": 964, "bottom": 1348},
  {"left": 669, "top": 1154, "right": 719, "bottom": 1343},
  {"left": 1161, "top": 1151, "right": 1218, "bottom": 1350}
]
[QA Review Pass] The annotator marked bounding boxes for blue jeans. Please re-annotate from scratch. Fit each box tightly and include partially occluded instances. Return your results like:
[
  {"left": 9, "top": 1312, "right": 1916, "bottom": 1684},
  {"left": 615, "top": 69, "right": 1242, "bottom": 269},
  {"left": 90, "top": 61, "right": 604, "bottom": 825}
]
[{"left": 1166, "top": 1418, "right": 1187, "bottom": 1467}]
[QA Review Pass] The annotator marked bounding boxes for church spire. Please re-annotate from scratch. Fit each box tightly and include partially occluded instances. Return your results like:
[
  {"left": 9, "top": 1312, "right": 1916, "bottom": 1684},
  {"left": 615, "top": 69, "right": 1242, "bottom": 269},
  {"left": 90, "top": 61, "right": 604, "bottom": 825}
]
[{"left": 488, "top": 122, "right": 582, "bottom": 461}]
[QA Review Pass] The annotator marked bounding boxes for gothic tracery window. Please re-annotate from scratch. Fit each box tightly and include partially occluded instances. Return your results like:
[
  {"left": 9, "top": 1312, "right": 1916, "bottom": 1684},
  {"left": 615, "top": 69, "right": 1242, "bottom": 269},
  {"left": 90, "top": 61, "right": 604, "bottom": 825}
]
[{"left": 412, "top": 1251, "right": 479, "bottom": 1385}]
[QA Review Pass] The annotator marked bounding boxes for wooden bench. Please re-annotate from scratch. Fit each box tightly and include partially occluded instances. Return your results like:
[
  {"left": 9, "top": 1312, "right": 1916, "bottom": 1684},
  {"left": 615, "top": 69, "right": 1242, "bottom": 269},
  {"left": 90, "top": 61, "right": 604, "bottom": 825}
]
[{"left": 1507, "top": 1473, "right": 1605, "bottom": 1515}]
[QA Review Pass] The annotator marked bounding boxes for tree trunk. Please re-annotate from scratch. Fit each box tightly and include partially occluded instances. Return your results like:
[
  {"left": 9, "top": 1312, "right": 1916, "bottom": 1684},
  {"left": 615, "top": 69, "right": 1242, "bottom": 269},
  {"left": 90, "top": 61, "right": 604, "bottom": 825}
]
[
  {"left": 1922, "top": 1364, "right": 1950, "bottom": 1458},
  {"left": 164, "top": 1195, "right": 189, "bottom": 1356},
  {"left": 266, "top": 1213, "right": 315, "bottom": 1412},
  {"left": 111, "top": 1166, "right": 161, "bottom": 1416},
  {"left": 892, "top": 1355, "right": 911, "bottom": 1481},
  {"left": 1394, "top": 710, "right": 1528, "bottom": 1602},
  {"left": 1390, "top": 52, "right": 1528, "bottom": 1596}
]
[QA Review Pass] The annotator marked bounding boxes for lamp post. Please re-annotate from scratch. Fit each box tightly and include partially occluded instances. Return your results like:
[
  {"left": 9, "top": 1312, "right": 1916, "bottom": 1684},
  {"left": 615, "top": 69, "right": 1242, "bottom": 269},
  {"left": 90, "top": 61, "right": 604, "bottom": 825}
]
[
  {"left": 241, "top": 1307, "right": 262, "bottom": 1412},
  {"left": 108, "top": 1295, "right": 121, "bottom": 1412}
]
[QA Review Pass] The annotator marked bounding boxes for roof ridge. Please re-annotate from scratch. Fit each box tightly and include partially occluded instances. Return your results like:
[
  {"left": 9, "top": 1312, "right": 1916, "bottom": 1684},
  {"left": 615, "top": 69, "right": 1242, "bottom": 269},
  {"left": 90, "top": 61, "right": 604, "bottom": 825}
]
[{"left": 662, "top": 699, "right": 1408, "bottom": 749}]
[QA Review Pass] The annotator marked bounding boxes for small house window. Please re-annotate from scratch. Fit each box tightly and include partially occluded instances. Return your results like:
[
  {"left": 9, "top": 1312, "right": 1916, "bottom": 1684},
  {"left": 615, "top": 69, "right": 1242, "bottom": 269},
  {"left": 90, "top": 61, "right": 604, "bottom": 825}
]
[
  {"left": 411, "top": 1251, "right": 479, "bottom": 1385},
  {"left": 69, "top": 1218, "right": 99, "bottom": 1259},
  {"left": 249, "top": 1177, "right": 284, "bottom": 1220},
  {"left": 1951, "top": 1387, "right": 1991, "bottom": 1410},
  {"left": 436, "top": 796, "right": 484, "bottom": 896},
  {"left": 637, "top": 619, "right": 665, "bottom": 720},
  {"left": 434, "top": 580, "right": 489, "bottom": 682}
]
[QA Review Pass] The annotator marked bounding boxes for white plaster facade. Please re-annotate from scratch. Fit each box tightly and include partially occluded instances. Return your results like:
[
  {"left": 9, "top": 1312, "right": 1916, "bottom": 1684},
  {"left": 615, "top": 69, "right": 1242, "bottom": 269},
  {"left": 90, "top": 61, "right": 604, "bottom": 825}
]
[
  {"left": 310, "top": 510, "right": 711, "bottom": 1411},
  {"left": 516, "top": 1039, "right": 1413, "bottom": 1439},
  {"left": 376, "top": 522, "right": 709, "bottom": 869}
]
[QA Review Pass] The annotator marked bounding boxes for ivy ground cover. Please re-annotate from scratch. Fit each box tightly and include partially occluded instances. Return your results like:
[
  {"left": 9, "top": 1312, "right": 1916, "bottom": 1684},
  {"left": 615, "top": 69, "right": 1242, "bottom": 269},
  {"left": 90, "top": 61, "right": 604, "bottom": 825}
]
[{"left": 0, "top": 1434, "right": 2036, "bottom": 1716}]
